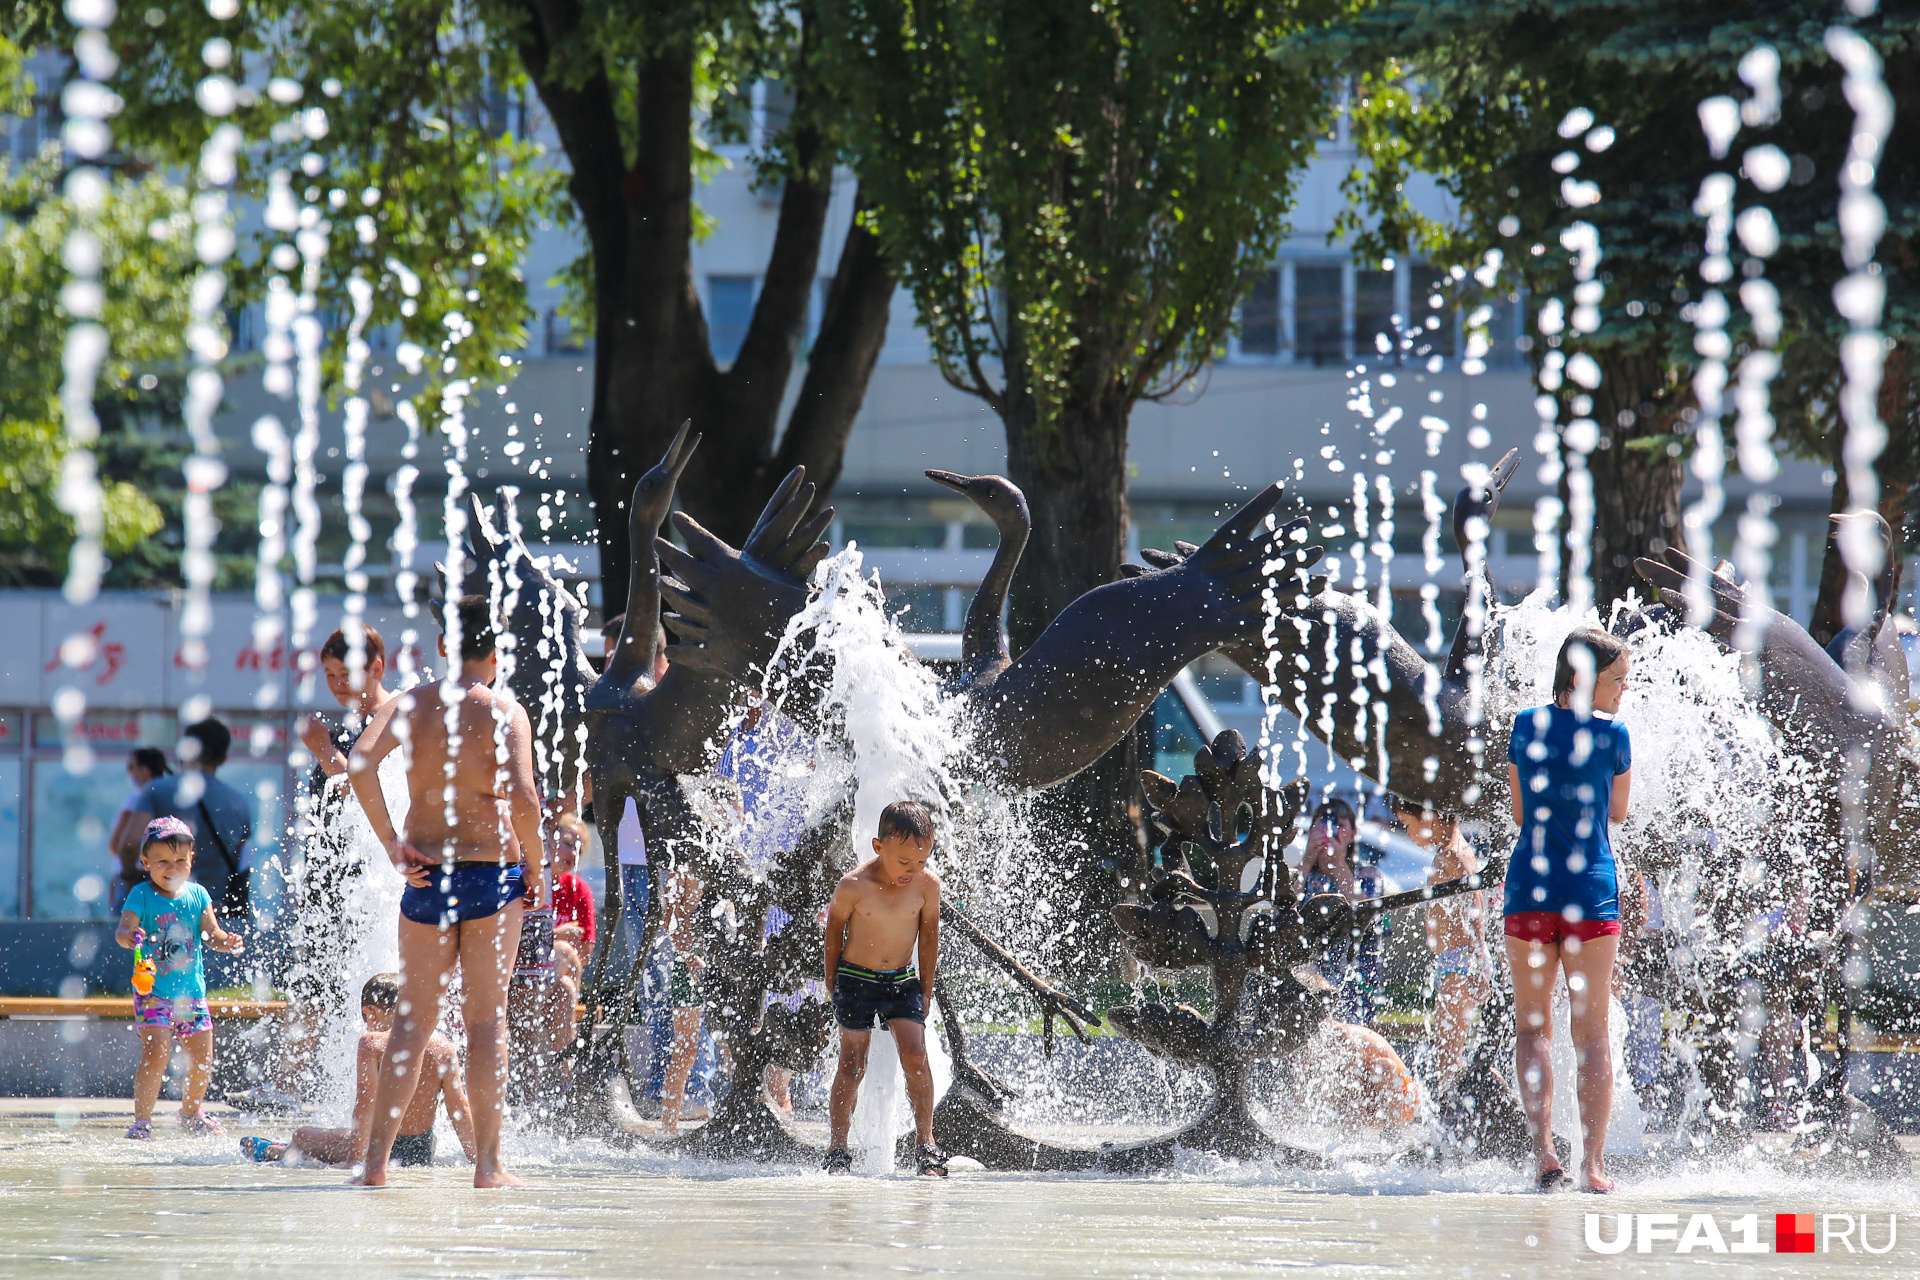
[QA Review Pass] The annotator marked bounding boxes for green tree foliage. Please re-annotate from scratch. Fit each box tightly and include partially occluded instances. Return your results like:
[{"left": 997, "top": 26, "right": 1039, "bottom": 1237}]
[
  {"left": 0, "top": 148, "right": 185, "bottom": 585},
  {"left": 1320, "top": 1, "right": 1918, "bottom": 610},
  {"left": 827, "top": 0, "right": 1347, "bottom": 641},
  {"left": 13, "top": 0, "right": 901, "bottom": 617},
  {"left": 10, "top": 0, "right": 569, "bottom": 431},
  {"left": 825, "top": 0, "right": 1346, "bottom": 941}
]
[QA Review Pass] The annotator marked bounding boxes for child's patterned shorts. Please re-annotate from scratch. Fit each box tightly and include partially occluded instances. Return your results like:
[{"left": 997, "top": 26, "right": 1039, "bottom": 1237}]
[{"left": 134, "top": 994, "right": 213, "bottom": 1040}]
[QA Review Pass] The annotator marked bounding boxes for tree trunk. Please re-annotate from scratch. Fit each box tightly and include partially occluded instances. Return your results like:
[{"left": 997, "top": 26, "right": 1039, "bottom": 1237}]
[
  {"left": 1002, "top": 386, "right": 1141, "bottom": 973},
  {"left": 1002, "top": 394, "right": 1132, "bottom": 652},
  {"left": 1581, "top": 347, "right": 1687, "bottom": 609},
  {"left": 513, "top": 7, "right": 895, "bottom": 623}
]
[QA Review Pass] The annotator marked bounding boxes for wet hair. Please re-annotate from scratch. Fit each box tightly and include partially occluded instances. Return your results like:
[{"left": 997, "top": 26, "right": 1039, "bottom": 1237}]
[
  {"left": 320, "top": 625, "right": 386, "bottom": 669},
  {"left": 449, "top": 594, "right": 498, "bottom": 661},
  {"left": 1310, "top": 798, "right": 1356, "bottom": 830},
  {"left": 130, "top": 747, "right": 170, "bottom": 779},
  {"left": 181, "top": 718, "right": 231, "bottom": 768},
  {"left": 877, "top": 800, "right": 936, "bottom": 846},
  {"left": 361, "top": 973, "right": 400, "bottom": 1011},
  {"left": 1553, "top": 626, "right": 1629, "bottom": 697}
]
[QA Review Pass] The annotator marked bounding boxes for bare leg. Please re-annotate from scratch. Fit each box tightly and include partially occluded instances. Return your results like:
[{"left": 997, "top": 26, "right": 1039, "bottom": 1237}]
[
  {"left": 506, "top": 981, "right": 543, "bottom": 1102},
  {"left": 661, "top": 1007, "right": 705, "bottom": 1135},
  {"left": 353, "top": 917, "right": 456, "bottom": 1186},
  {"left": 132, "top": 1027, "right": 171, "bottom": 1125},
  {"left": 179, "top": 1028, "right": 215, "bottom": 1118},
  {"left": 1760, "top": 996, "right": 1798, "bottom": 1126},
  {"left": 765, "top": 1066, "right": 794, "bottom": 1119},
  {"left": 1430, "top": 975, "right": 1479, "bottom": 1088},
  {"left": 457, "top": 899, "right": 526, "bottom": 1187},
  {"left": 1562, "top": 933, "right": 1619, "bottom": 1190},
  {"left": 890, "top": 1018, "right": 936, "bottom": 1146},
  {"left": 547, "top": 978, "right": 578, "bottom": 1053},
  {"left": 1506, "top": 935, "right": 1562, "bottom": 1180},
  {"left": 291, "top": 1126, "right": 357, "bottom": 1164},
  {"left": 827, "top": 1030, "right": 871, "bottom": 1151}
]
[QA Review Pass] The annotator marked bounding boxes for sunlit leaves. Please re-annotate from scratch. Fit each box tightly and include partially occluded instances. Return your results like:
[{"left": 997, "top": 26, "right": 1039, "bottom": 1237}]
[
  {"left": 0, "top": 153, "right": 185, "bottom": 582},
  {"left": 827, "top": 0, "right": 1347, "bottom": 427}
]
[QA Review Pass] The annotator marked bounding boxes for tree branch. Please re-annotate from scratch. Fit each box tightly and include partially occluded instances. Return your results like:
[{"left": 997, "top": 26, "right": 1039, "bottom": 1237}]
[
  {"left": 718, "top": 120, "right": 833, "bottom": 461},
  {"left": 773, "top": 187, "right": 896, "bottom": 492}
]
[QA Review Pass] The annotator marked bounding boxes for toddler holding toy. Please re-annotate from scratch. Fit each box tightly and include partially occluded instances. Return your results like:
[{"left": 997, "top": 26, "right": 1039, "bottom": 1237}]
[{"left": 114, "top": 816, "right": 245, "bottom": 1139}]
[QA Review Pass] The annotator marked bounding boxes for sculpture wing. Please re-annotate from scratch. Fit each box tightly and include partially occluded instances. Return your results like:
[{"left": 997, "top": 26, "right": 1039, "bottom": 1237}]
[{"left": 656, "top": 466, "right": 833, "bottom": 679}]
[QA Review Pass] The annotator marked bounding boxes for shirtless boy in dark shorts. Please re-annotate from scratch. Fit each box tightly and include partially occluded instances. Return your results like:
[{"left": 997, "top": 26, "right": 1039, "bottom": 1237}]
[
  {"left": 822, "top": 800, "right": 945, "bottom": 1176},
  {"left": 240, "top": 973, "right": 476, "bottom": 1169},
  {"left": 347, "top": 595, "right": 546, "bottom": 1188}
]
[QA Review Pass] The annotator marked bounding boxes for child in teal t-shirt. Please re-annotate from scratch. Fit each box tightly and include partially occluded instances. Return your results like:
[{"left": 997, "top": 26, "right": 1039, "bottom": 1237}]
[{"left": 114, "top": 816, "right": 245, "bottom": 1140}]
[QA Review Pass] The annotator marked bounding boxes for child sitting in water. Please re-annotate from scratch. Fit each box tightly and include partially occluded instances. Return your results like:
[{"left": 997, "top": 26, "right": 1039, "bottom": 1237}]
[
  {"left": 241, "top": 974, "right": 475, "bottom": 1169},
  {"left": 116, "top": 816, "right": 246, "bottom": 1140},
  {"left": 822, "top": 801, "right": 946, "bottom": 1177}
]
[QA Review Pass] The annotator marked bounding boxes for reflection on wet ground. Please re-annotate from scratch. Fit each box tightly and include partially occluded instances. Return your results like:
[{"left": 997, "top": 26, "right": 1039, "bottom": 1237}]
[{"left": 1, "top": 1101, "right": 1915, "bottom": 1278}]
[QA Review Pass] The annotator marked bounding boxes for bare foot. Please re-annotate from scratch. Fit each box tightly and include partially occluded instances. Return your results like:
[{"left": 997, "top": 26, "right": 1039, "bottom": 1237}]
[
  {"left": 474, "top": 1168, "right": 528, "bottom": 1188},
  {"left": 348, "top": 1164, "right": 389, "bottom": 1187},
  {"left": 1580, "top": 1168, "right": 1615, "bottom": 1193}
]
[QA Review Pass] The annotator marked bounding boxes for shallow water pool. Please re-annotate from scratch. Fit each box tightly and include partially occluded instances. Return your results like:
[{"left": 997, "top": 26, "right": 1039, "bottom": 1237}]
[{"left": 0, "top": 1102, "right": 1913, "bottom": 1278}]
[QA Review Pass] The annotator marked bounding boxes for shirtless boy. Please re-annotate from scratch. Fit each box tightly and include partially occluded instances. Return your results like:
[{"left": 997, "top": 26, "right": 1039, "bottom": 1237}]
[
  {"left": 347, "top": 595, "right": 546, "bottom": 1188},
  {"left": 822, "top": 800, "right": 945, "bottom": 1177},
  {"left": 241, "top": 973, "right": 476, "bottom": 1168}
]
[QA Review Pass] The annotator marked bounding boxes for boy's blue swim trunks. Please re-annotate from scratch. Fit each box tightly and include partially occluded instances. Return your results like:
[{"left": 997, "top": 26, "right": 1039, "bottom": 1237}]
[
  {"left": 400, "top": 862, "right": 525, "bottom": 928},
  {"left": 832, "top": 963, "right": 924, "bottom": 1030}
]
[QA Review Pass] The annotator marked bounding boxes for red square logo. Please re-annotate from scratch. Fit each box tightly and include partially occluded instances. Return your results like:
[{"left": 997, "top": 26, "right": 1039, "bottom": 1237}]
[{"left": 1776, "top": 1214, "right": 1816, "bottom": 1254}]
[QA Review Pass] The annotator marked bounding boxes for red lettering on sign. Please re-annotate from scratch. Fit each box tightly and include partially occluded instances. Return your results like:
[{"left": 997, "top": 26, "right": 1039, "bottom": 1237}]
[{"left": 44, "top": 622, "right": 127, "bottom": 686}]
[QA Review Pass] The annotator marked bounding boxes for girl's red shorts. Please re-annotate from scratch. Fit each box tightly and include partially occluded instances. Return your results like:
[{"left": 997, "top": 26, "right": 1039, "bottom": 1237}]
[{"left": 1502, "top": 911, "right": 1622, "bottom": 944}]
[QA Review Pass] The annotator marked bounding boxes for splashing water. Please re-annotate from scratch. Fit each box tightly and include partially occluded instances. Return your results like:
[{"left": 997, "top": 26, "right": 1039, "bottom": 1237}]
[
  {"left": 284, "top": 755, "right": 414, "bottom": 1120},
  {"left": 1826, "top": 26, "right": 1895, "bottom": 636},
  {"left": 755, "top": 545, "right": 980, "bottom": 1168},
  {"left": 763, "top": 545, "right": 966, "bottom": 850}
]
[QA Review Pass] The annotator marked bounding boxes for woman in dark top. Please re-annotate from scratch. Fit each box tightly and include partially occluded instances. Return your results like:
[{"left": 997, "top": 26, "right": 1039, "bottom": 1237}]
[{"left": 1505, "top": 626, "right": 1632, "bottom": 1193}]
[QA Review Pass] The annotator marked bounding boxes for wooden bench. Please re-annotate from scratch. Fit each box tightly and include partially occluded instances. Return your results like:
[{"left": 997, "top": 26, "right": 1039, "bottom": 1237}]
[{"left": 0, "top": 997, "right": 287, "bottom": 1019}]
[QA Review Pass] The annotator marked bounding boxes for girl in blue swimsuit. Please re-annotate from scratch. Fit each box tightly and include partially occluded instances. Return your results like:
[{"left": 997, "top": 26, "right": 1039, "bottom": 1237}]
[{"left": 1505, "top": 626, "right": 1633, "bottom": 1195}]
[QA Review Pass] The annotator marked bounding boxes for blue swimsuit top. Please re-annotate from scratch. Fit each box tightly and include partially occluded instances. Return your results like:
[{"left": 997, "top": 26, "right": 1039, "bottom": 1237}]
[{"left": 1504, "top": 704, "right": 1631, "bottom": 922}]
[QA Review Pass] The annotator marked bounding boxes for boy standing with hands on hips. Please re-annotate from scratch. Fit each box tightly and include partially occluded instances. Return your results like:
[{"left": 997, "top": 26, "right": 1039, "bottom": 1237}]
[{"left": 822, "top": 801, "right": 946, "bottom": 1177}]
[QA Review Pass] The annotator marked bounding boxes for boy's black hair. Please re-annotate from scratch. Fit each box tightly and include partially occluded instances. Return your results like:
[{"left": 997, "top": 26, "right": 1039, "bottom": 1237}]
[
  {"left": 130, "top": 747, "right": 170, "bottom": 778},
  {"left": 361, "top": 973, "right": 401, "bottom": 1010},
  {"left": 321, "top": 624, "right": 386, "bottom": 668},
  {"left": 877, "top": 800, "right": 936, "bottom": 845},
  {"left": 182, "top": 718, "right": 231, "bottom": 768},
  {"left": 449, "top": 594, "right": 498, "bottom": 661},
  {"left": 1553, "top": 626, "right": 1629, "bottom": 697}
]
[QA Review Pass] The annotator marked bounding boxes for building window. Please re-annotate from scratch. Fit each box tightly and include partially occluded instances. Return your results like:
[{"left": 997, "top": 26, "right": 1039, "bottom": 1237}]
[
  {"left": 1239, "top": 269, "right": 1282, "bottom": 356},
  {"left": 1295, "top": 265, "right": 1345, "bottom": 365},
  {"left": 707, "top": 275, "right": 757, "bottom": 365},
  {"left": 1409, "top": 266, "right": 1456, "bottom": 359},
  {"left": 1354, "top": 268, "right": 1397, "bottom": 361}
]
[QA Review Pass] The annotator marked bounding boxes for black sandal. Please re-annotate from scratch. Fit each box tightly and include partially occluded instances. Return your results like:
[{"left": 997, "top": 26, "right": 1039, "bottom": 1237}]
[
  {"left": 822, "top": 1148, "right": 853, "bottom": 1175},
  {"left": 1537, "top": 1166, "right": 1570, "bottom": 1193},
  {"left": 916, "top": 1144, "right": 949, "bottom": 1178}
]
